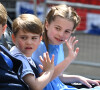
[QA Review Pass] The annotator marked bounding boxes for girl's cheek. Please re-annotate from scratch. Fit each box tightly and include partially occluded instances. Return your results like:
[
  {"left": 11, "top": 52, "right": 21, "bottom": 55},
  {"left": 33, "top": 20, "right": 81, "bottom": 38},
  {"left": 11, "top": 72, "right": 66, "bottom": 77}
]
[
  {"left": 64, "top": 35, "right": 70, "bottom": 40},
  {"left": 66, "top": 33, "right": 71, "bottom": 39}
]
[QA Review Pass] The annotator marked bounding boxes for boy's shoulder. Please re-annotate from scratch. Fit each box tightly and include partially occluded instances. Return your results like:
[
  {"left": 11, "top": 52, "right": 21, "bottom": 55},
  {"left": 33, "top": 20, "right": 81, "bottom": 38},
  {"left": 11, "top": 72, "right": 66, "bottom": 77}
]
[
  {"left": 10, "top": 46, "right": 40, "bottom": 78},
  {"left": 10, "top": 46, "right": 21, "bottom": 56}
]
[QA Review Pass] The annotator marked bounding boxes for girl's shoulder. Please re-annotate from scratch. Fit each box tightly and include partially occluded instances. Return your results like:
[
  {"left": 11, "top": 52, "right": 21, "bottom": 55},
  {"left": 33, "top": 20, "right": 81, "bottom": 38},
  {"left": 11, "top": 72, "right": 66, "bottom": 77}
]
[
  {"left": 40, "top": 41, "right": 46, "bottom": 47},
  {"left": 37, "top": 41, "right": 46, "bottom": 51},
  {"left": 32, "top": 41, "right": 47, "bottom": 58}
]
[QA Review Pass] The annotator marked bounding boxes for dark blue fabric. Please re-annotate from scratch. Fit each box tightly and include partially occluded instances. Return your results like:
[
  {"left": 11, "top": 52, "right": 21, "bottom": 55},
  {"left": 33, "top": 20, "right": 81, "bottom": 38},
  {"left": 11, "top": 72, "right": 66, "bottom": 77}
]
[
  {"left": 0, "top": 52, "right": 13, "bottom": 70},
  {"left": 0, "top": 45, "right": 29, "bottom": 90},
  {"left": 0, "top": 45, "right": 22, "bottom": 73}
]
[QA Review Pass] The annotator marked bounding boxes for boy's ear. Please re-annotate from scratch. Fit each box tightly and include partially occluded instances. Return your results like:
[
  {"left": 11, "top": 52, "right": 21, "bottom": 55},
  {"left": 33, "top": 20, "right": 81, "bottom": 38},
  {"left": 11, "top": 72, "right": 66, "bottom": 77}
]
[
  {"left": 12, "top": 34, "right": 16, "bottom": 44},
  {"left": 2, "top": 24, "right": 7, "bottom": 33},
  {"left": 40, "top": 36, "right": 42, "bottom": 42}
]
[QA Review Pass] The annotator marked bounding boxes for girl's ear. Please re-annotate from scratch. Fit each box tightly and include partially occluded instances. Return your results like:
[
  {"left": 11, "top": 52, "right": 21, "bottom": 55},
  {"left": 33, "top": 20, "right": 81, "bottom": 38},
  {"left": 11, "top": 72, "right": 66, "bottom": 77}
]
[
  {"left": 2, "top": 24, "right": 7, "bottom": 33},
  {"left": 12, "top": 34, "right": 16, "bottom": 44},
  {"left": 45, "top": 20, "right": 49, "bottom": 31}
]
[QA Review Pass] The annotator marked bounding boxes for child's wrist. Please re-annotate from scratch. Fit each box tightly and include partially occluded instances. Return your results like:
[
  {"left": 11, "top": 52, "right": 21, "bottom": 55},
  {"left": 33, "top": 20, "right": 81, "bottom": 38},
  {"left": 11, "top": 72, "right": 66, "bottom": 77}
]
[{"left": 65, "top": 57, "right": 74, "bottom": 63}]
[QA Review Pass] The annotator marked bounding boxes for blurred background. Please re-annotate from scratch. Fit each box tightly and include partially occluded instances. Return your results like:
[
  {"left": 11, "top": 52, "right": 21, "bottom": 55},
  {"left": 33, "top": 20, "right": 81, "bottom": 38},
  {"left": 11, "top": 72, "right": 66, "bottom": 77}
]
[{"left": 0, "top": 0, "right": 100, "bottom": 79}]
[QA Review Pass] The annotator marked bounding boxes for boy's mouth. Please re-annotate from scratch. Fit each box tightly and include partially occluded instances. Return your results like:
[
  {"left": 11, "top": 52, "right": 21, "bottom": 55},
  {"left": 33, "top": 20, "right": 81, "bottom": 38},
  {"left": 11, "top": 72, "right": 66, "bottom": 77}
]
[{"left": 25, "top": 47, "right": 32, "bottom": 49}]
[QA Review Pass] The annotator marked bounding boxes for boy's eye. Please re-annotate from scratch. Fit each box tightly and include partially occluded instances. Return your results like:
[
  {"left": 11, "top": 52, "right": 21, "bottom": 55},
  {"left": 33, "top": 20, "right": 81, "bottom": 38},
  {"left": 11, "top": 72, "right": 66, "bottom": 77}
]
[
  {"left": 32, "top": 37, "right": 38, "bottom": 40},
  {"left": 21, "top": 36, "right": 27, "bottom": 40}
]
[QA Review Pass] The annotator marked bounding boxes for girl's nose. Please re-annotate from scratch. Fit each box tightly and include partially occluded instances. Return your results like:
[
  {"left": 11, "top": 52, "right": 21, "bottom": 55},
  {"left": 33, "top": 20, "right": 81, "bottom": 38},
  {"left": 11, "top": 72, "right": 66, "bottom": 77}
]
[{"left": 59, "top": 32, "right": 64, "bottom": 38}]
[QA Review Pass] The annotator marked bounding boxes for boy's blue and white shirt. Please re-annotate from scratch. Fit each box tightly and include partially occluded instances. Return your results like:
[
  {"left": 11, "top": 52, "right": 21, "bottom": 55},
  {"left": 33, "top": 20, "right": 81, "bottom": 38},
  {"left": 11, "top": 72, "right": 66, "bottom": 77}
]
[{"left": 10, "top": 46, "right": 36, "bottom": 78}]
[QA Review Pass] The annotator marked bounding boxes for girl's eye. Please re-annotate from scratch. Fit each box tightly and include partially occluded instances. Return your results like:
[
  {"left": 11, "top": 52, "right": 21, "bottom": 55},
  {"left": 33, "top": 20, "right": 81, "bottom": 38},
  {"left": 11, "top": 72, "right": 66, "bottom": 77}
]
[
  {"left": 65, "top": 30, "right": 71, "bottom": 33},
  {"left": 55, "top": 27, "right": 60, "bottom": 31}
]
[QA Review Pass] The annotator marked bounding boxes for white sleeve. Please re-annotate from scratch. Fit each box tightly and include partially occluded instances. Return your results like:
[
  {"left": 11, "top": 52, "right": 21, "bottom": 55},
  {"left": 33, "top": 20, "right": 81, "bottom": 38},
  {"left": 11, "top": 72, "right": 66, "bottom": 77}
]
[{"left": 15, "top": 55, "right": 35, "bottom": 78}]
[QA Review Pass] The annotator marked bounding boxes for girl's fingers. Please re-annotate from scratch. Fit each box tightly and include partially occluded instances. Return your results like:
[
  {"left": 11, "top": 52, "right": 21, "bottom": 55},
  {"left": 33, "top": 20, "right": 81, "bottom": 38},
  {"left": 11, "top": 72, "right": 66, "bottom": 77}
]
[
  {"left": 82, "top": 81, "right": 92, "bottom": 88},
  {"left": 68, "top": 36, "right": 75, "bottom": 44},
  {"left": 70, "top": 36, "right": 76, "bottom": 44},
  {"left": 65, "top": 40, "right": 70, "bottom": 49},
  {"left": 68, "top": 36, "right": 72, "bottom": 44},
  {"left": 72, "top": 40, "right": 78, "bottom": 50},
  {"left": 73, "top": 40, "right": 78, "bottom": 46},
  {"left": 75, "top": 47, "right": 79, "bottom": 55}
]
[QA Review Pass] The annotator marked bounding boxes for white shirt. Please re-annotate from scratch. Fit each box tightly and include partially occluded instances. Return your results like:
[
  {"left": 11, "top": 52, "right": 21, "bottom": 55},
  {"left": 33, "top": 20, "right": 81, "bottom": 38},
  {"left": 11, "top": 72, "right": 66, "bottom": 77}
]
[{"left": 10, "top": 46, "right": 36, "bottom": 78}]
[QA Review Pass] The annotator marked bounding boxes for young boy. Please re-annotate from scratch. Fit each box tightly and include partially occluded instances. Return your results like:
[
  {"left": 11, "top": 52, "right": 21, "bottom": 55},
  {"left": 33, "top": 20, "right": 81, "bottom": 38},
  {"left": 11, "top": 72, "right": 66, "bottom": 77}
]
[
  {"left": 0, "top": 3, "right": 29, "bottom": 90},
  {"left": 10, "top": 14, "right": 54, "bottom": 90}
]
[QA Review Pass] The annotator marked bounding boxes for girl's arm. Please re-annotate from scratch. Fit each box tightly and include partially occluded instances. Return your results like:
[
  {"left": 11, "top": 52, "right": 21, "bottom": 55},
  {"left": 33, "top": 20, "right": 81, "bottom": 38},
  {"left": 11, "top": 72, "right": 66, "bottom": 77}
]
[
  {"left": 51, "top": 36, "right": 79, "bottom": 80},
  {"left": 23, "top": 52, "right": 54, "bottom": 90},
  {"left": 59, "top": 74, "right": 100, "bottom": 88}
]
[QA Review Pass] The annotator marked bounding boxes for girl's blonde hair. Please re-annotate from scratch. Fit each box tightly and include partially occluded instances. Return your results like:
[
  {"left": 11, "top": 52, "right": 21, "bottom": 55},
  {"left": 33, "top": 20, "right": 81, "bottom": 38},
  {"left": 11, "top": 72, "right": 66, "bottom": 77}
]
[
  {"left": 43, "top": 4, "right": 81, "bottom": 50},
  {"left": 12, "top": 14, "right": 43, "bottom": 36}
]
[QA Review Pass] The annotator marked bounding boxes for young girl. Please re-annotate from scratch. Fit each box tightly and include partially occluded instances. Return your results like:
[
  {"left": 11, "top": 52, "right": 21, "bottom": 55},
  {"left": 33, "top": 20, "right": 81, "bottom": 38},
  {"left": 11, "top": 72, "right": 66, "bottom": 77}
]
[
  {"left": 10, "top": 14, "right": 55, "bottom": 90},
  {"left": 32, "top": 5, "right": 100, "bottom": 90}
]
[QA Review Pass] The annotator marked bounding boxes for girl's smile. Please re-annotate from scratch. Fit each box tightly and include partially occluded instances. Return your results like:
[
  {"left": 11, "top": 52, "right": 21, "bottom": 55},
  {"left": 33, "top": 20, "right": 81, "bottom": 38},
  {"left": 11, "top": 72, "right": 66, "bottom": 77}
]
[
  {"left": 55, "top": 37, "right": 64, "bottom": 42},
  {"left": 45, "top": 16, "right": 74, "bottom": 45}
]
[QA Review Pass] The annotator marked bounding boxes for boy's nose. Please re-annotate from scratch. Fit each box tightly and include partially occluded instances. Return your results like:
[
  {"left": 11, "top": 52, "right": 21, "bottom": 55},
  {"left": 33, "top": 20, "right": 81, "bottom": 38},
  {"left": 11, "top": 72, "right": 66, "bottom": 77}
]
[{"left": 27, "top": 39, "right": 32, "bottom": 44}]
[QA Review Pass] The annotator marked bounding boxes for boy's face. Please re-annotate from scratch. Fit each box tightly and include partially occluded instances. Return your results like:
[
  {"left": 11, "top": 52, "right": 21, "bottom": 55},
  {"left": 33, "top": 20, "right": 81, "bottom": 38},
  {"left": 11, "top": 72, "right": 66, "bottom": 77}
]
[
  {"left": 12, "top": 30, "right": 42, "bottom": 57},
  {"left": 0, "top": 24, "right": 7, "bottom": 39}
]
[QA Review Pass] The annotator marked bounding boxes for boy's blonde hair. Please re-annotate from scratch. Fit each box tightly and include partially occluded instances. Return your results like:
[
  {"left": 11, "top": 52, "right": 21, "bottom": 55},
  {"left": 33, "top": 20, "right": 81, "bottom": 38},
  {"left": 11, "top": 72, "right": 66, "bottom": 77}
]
[
  {"left": 0, "top": 3, "right": 7, "bottom": 26},
  {"left": 12, "top": 14, "right": 43, "bottom": 36},
  {"left": 43, "top": 4, "right": 81, "bottom": 50}
]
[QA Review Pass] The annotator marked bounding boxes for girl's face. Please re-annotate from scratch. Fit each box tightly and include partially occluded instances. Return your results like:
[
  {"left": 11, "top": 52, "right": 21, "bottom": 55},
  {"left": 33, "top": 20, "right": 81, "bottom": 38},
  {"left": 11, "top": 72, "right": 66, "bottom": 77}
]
[
  {"left": 45, "top": 16, "right": 74, "bottom": 45},
  {"left": 12, "top": 30, "right": 42, "bottom": 57}
]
